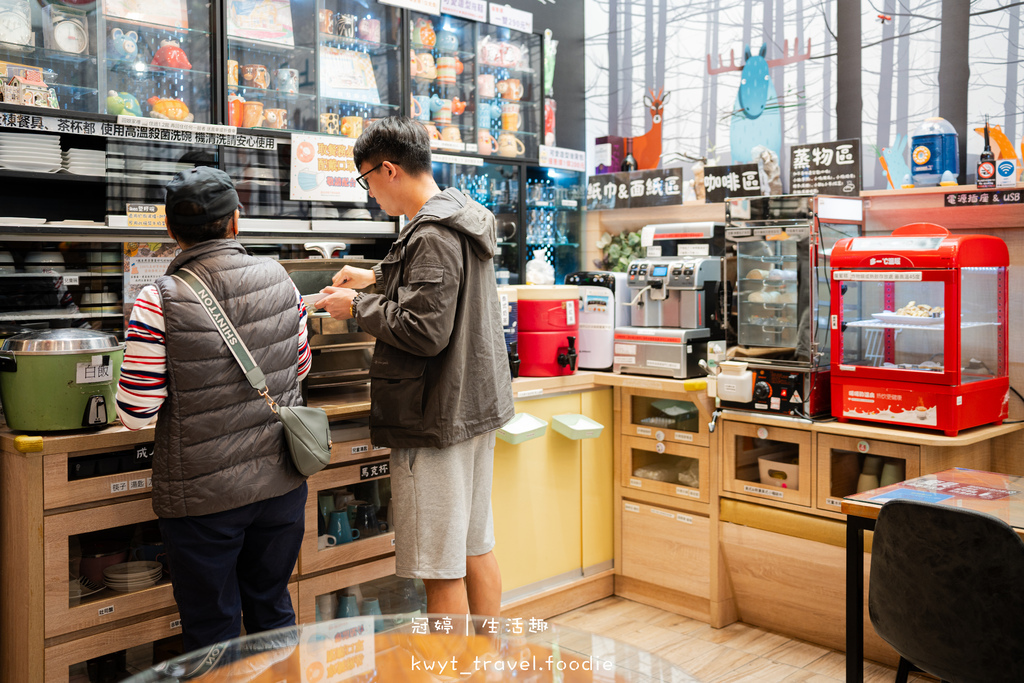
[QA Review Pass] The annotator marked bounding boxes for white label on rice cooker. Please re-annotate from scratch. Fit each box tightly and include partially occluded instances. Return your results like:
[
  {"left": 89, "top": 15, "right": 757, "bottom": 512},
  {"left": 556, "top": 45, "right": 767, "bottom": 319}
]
[
  {"left": 500, "top": 294, "right": 509, "bottom": 326},
  {"left": 647, "top": 360, "right": 681, "bottom": 370},
  {"left": 676, "top": 513, "right": 694, "bottom": 524},
  {"left": 76, "top": 358, "right": 113, "bottom": 384},
  {"left": 629, "top": 478, "right": 642, "bottom": 488},
  {"left": 651, "top": 508, "right": 674, "bottom": 519},
  {"left": 624, "top": 502, "right": 640, "bottom": 513},
  {"left": 614, "top": 356, "right": 636, "bottom": 365},
  {"left": 564, "top": 300, "right": 576, "bottom": 325},
  {"left": 614, "top": 343, "right": 636, "bottom": 355}
]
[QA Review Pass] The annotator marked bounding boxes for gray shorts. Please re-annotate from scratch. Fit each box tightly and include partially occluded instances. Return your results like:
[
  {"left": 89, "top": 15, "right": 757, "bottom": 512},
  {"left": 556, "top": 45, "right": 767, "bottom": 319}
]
[{"left": 389, "top": 431, "right": 496, "bottom": 579}]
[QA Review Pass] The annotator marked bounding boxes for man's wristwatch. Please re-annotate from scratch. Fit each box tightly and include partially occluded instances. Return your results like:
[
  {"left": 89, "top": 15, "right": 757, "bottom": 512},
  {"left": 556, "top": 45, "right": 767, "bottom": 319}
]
[{"left": 350, "top": 292, "right": 362, "bottom": 319}]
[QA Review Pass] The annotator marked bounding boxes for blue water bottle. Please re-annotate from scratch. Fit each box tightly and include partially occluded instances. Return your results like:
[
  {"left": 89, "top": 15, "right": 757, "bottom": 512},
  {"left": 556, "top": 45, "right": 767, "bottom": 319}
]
[{"left": 910, "top": 117, "right": 959, "bottom": 186}]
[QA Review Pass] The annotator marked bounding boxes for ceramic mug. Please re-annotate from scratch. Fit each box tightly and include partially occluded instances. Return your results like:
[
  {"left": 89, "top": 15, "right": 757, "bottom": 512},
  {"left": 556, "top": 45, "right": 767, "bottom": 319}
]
[
  {"left": 422, "top": 122, "right": 440, "bottom": 141},
  {"left": 227, "top": 59, "right": 239, "bottom": 86},
  {"left": 274, "top": 68, "right": 299, "bottom": 94},
  {"left": 320, "top": 112, "right": 340, "bottom": 135},
  {"left": 337, "top": 14, "right": 357, "bottom": 38},
  {"left": 497, "top": 133, "right": 525, "bottom": 158},
  {"left": 227, "top": 93, "right": 244, "bottom": 127},
  {"left": 478, "top": 74, "right": 496, "bottom": 98},
  {"left": 328, "top": 510, "right": 360, "bottom": 545},
  {"left": 359, "top": 18, "right": 381, "bottom": 45},
  {"left": 497, "top": 78, "right": 524, "bottom": 101},
  {"left": 317, "top": 534, "right": 338, "bottom": 550},
  {"left": 415, "top": 52, "right": 436, "bottom": 80},
  {"left": 441, "top": 126, "right": 461, "bottom": 143},
  {"left": 318, "top": 9, "right": 334, "bottom": 34},
  {"left": 242, "top": 100, "right": 264, "bottom": 128},
  {"left": 341, "top": 116, "right": 363, "bottom": 138},
  {"left": 430, "top": 97, "right": 452, "bottom": 126},
  {"left": 241, "top": 64, "right": 269, "bottom": 89},
  {"left": 476, "top": 102, "right": 501, "bottom": 128},
  {"left": 336, "top": 594, "right": 359, "bottom": 619},
  {"left": 477, "top": 129, "right": 498, "bottom": 156},
  {"left": 436, "top": 56, "right": 458, "bottom": 84},
  {"left": 412, "top": 95, "right": 430, "bottom": 121},
  {"left": 264, "top": 108, "right": 288, "bottom": 129},
  {"left": 501, "top": 103, "right": 521, "bottom": 131}
]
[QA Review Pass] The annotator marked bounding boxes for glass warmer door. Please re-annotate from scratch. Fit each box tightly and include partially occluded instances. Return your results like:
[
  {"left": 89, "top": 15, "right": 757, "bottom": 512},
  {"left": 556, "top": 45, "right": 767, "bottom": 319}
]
[
  {"left": 525, "top": 166, "right": 582, "bottom": 285},
  {"left": 476, "top": 24, "right": 541, "bottom": 160},
  {"left": 735, "top": 236, "right": 801, "bottom": 348},
  {"left": 99, "top": 1, "right": 212, "bottom": 123},
  {"left": 316, "top": 0, "right": 402, "bottom": 135},
  {"left": 839, "top": 278, "right": 948, "bottom": 374},
  {"left": 225, "top": 0, "right": 316, "bottom": 132},
  {"left": 408, "top": 12, "right": 475, "bottom": 152},
  {"left": 960, "top": 266, "right": 1005, "bottom": 383},
  {"left": 432, "top": 158, "right": 520, "bottom": 284}
]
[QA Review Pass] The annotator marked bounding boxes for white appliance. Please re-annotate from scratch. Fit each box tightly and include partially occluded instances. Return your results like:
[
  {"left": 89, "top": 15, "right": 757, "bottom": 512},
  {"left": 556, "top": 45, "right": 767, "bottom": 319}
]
[{"left": 564, "top": 271, "right": 629, "bottom": 370}]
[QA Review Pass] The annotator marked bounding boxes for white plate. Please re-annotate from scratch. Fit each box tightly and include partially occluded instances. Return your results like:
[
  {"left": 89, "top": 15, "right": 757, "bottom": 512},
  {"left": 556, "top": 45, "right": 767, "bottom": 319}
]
[
  {"left": 2, "top": 155, "right": 61, "bottom": 163},
  {"left": 104, "top": 560, "right": 162, "bottom": 577},
  {"left": 0, "top": 143, "right": 60, "bottom": 152},
  {"left": 0, "top": 216, "right": 46, "bottom": 224},
  {"left": 0, "top": 163, "right": 60, "bottom": 173},
  {"left": 302, "top": 292, "right": 327, "bottom": 308},
  {"left": 871, "top": 312, "right": 945, "bottom": 326},
  {"left": 69, "top": 579, "right": 105, "bottom": 599}
]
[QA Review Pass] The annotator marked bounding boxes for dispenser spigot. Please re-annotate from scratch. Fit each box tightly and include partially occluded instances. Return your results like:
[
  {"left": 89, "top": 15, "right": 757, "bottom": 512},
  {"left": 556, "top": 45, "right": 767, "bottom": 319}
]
[
  {"left": 509, "top": 341, "right": 521, "bottom": 379},
  {"left": 557, "top": 336, "right": 578, "bottom": 372}
]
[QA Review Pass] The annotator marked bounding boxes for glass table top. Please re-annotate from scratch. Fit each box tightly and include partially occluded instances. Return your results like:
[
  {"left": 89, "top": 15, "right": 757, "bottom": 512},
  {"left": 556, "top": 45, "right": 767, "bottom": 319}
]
[{"left": 122, "top": 615, "right": 702, "bottom": 682}]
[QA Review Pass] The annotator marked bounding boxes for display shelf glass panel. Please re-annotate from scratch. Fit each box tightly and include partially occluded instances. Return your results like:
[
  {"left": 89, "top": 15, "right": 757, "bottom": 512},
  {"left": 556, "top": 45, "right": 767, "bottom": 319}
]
[
  {"left": 407, "top": 12, "right": 476, "bottom": 152},
  {"left": 68, "top": 519, "right": 169, "bottom": 609},
  {"left": 476, "top": 24, "right": 541, "bottom": 159},
  {"left": 960, "top": 267, "right": 1004, "bottom": 383},
  {"left": 99, "top": 1, "right": 213, "bottom": 124},
  {"left": 629, "top": 395, "right": 700, "bottom": 435},
  {"left": 317, "top": 1, "right": 401, "bottom": 135},
  {"left": 525, "top": 166, "right": 582, "bottom": 284},
  {"left": 827, "top": 449, "right": 907, "bottom": 500},
  {"left": 69, "top": 635, "right": 184, "bottom": 683},
  {"left": 431, "top": 158, "right": 520, "bottom": 284},
  {"left": 735, "top": 238, "right": 800, "bottom": 348},
  {"left": 226, "top": 0, "right": 316, "bottom": 132},
  {"left": 731, "top": 431, "right": 803, "bottom": 493},
  {"left": 313, "top": 574, "right": 425, "bottom": 625},
  {"left": 105, "top": 139, "right": 220, "bottom": 214},
  {"left": 629, "top": 445, "right": 700, "bottom": 491}
]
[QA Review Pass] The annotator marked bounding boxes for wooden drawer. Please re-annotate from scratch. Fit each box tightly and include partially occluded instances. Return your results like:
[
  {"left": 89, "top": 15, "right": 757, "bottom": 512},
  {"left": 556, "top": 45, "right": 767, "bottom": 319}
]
[
  {"left": 620, "top": 435, "right": 709, "bottom": 504},
  {"left": 300, "top": 459, "right": 395, "bottom": 576},
  {"left": 44, "top": 499, "right": 176, "bottom": 638},
  {"left": 721, "top": 421, "right": 813, "bottom": 508},
  {"left": 619, "top": 389, "right": 712, "bottom": 447},
  {"left": 45, "top": 444, "right": 155, "bottom": 510},
  {"left": 816, "top": 433, "right": 920, "bottom": 516},
  {"left": 297, "top": 556, "right": 397, "bottom": 624},
  {"left": 331, "top": 437, "right": 390, "bottom": 467},
  {"left": 620, "top": 500, "right": 710, "bottom": 599}
]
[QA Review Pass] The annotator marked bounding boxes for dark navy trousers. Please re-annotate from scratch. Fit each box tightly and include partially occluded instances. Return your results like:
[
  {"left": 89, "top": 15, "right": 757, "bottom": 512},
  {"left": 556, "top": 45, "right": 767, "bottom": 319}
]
[{"left": 158, "top": 482, "right": 307, "bottom": 653}]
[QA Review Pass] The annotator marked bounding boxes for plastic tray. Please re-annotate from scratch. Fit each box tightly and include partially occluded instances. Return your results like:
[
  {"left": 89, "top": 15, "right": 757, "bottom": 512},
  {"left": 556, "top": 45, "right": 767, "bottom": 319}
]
[
  {"left": 496, "top": 413, "right": 548, "bottom": 445},
  {"left": 551, "top": 413, "right": 605, "bottom": 440}
]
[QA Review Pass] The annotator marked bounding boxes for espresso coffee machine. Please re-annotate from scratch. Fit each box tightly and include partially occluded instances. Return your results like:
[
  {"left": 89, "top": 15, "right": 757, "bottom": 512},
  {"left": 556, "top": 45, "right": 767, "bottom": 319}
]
[{"left": 613, "top": 255, "right": 722, "bottom": 379}]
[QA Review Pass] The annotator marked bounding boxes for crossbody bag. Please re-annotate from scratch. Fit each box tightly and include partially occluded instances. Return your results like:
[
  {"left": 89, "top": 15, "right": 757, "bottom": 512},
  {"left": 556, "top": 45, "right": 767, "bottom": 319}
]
[{"left": 173, "top": 268, "right": 332, "bottom": 476}]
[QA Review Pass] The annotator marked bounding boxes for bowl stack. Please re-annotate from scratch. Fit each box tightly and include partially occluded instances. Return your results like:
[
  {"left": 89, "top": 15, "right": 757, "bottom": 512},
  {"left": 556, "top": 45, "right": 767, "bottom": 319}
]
[
  {"left": 63, "top": 149, "right": 106, "bottom": 176},
  {"left": 0, "top": 132, "right": 61, "bottom": 172},
  {"left": 103, "top": 561, "right": 163, "bottom": 592}
]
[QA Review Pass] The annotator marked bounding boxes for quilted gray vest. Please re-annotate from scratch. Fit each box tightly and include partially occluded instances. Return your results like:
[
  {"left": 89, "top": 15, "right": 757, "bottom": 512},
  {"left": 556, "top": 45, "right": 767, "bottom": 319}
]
[{"left": 152, "top": 239, "right": 305, "bottom": 518}]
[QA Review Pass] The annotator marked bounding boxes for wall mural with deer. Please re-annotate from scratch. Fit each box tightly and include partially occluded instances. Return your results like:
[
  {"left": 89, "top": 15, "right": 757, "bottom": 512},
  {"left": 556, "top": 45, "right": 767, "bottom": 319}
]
[{"left": 585, "top": 0, "right": 1024, "bottom": 191}]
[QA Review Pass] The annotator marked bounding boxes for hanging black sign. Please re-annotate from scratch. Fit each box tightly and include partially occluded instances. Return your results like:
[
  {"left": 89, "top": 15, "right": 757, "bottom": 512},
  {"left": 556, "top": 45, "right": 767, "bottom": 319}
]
[
  {"left": 702, "top": 163, "right": 762, "bottom": 204},
  {"left": 586, "top": 168, "right": 684, "bottom": 211},
  {"left": 789, "top": 139, "right": 861, "bottom": 196}
]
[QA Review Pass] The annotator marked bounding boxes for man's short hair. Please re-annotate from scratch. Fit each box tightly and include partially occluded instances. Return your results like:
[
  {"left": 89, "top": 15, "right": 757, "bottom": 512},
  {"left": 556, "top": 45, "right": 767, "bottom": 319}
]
[
  {"left": 165, "top": 167, "right": 239, "bottom": 244},
  {"left": 353, "top": 117, "right": 432, "bottom": 176}
]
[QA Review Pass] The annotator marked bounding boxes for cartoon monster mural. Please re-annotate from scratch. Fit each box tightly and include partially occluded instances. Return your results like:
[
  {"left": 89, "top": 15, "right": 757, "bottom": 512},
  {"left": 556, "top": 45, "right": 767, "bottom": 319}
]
[{"left": 707, "top": 39, "right": 811, "bottom": 164}]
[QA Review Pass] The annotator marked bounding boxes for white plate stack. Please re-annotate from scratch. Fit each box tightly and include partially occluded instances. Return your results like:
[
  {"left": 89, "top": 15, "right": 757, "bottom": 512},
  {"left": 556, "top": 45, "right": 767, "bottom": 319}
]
[
  {"left": 103, "top": 560, "right": 163, "bottom": 592},
  {"left": 63, "top": 149, "right": 106, "bottom": 176},
  {"left": 0, "top": 132, "right": 61, "bottom": 173}
]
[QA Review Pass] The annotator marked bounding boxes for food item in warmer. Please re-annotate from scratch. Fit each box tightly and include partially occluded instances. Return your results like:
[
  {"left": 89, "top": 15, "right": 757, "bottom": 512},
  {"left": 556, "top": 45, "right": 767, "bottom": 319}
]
[
  {"left": 896, "top": 301, "right": 944, "bottom": 317},
  {"left": 746, "top": 269, "right": 766, "bottom": 280}
]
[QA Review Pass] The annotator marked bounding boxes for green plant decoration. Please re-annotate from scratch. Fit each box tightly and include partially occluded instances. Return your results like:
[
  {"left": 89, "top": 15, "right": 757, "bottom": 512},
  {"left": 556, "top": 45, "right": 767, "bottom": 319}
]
[{"left": 594, "top": 230, "right": 643, "bottom": 272}]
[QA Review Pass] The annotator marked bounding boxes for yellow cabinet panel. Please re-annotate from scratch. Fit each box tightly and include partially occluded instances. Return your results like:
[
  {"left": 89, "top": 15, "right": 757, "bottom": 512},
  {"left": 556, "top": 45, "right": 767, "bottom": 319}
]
[{"left": 581, "top": 389, "right": 614, "bottom": 571}]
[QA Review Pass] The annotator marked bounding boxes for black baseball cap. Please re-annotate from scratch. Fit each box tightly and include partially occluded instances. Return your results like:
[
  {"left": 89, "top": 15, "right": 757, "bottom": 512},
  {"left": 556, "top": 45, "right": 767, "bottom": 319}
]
[{"left": 165, "top": 166, "right": 240, "bottom": 226}]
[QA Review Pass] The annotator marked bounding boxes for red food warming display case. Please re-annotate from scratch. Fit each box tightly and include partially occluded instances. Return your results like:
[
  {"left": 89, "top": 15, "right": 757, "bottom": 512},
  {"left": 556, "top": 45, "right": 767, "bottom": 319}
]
[{"left": 829, "top": 223, "right": 1008, "bottom": 436}]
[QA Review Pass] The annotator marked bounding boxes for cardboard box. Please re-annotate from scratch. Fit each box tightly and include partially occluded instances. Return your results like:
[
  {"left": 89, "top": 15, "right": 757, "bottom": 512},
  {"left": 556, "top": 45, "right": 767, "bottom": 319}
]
[{"left": 595, "top": 135, "right": 625, "bottom": 174}]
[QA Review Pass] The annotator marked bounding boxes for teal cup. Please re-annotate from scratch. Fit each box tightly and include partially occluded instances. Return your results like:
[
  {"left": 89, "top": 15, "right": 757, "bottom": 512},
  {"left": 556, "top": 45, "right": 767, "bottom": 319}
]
[
  {"left": 336, "top": 594, "right": 358, "bottom": 619},
  {"left": 328, "top": 510, "right": 360, "bottom": 544}
]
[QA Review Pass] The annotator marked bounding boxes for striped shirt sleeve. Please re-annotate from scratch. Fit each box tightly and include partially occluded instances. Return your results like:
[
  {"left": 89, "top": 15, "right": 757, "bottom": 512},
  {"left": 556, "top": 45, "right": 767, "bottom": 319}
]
[{"left": 115, "top": 282, "right": 313, "bottom": 431}]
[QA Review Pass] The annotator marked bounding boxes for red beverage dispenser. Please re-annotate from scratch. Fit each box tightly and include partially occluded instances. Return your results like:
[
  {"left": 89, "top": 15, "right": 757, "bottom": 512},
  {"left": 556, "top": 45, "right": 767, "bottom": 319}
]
[{"left": 514, "top": 285, "right": 579, "bottom": 377}]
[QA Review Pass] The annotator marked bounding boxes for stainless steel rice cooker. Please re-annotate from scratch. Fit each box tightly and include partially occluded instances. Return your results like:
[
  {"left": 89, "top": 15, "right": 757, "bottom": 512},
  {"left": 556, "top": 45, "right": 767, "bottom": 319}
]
[{"left": 0, "top": 329, "right": 124, "bottom": 431}]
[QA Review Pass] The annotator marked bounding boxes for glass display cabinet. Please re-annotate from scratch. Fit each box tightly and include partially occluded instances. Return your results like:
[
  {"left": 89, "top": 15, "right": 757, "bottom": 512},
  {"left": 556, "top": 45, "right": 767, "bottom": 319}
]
[
  {"left": 431, "top": 156, "right": 521, "bottom": 284},
  {"left": 477, "top": 23, "right": 541, "bottom": 160},
  {"left": 830, "top": 223, "right": 1009, "bottom": 435},
  {"left": 407, "top": 11, "right": 475, "bottom": 152},
  {"left": 525, "top": 165, "right": 582, "bottom": 284}
]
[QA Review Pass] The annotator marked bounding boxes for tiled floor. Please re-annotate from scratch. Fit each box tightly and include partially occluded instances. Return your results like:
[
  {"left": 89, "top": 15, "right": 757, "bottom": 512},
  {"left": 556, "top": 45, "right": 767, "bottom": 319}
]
[{"left": 549, "top": 596, "right": 934, "bottom": 683}]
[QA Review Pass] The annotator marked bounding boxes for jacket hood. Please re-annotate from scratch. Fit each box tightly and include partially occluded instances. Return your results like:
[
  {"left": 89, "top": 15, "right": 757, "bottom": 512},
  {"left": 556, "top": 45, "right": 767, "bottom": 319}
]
[{"left": 406, "top": 188, "right": 496, "bottom": 260}]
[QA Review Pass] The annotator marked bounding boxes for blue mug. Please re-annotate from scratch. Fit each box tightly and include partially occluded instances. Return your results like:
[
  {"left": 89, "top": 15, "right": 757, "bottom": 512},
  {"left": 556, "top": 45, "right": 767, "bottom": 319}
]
[
  {"left": 328, "top": 510, "right": 360, "bottom": 544},
  {"left": 476, "top": 103, "right": 501, "bottom": 128},
  {"left": 336, "top": 594, "right": 359, "bottom": 619},
  {"left": 412, "top": 95, "right": 431, "bottom": 122}
]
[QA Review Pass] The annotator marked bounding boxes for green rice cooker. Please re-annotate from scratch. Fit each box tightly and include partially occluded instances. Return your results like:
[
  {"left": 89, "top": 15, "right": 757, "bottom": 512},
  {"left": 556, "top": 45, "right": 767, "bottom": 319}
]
[{"left": 0, "top": 329, "right": 124, "bottom": 431}]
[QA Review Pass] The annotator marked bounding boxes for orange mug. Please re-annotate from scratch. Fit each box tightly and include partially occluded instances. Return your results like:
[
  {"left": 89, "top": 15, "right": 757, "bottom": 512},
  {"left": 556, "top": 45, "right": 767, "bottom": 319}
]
[
  {"left": 264, "top": 108, "right": 288, "bottom": 129},
  {"left": 501, "top": 103, "right": 521, "bottom": 131},
  {"left": 477, "top": 129, "right": 497, "bottom": 156},
  {"left": 242, "top": 101, "right": 264, "bottom": 128},
  {"left": 497, "top": 78, "right": 523, "bottom": 101},
  {"left": 227, "top": 94, "right": 244, "bottom": 127},
  {"left": 227, "top": 60, "right": 239, "bottom": 86},
  {"left": 441, "top": 126, "right": 461, "bottom": 143},
  {"left": 341, "top": 116, "right": 363, "bottom": 138},
  {"left": 422, "top": 122, "right": 440, "bottom": 141},
  {"left": 241, "top": 64, "right": 269, "bottom": 89}
]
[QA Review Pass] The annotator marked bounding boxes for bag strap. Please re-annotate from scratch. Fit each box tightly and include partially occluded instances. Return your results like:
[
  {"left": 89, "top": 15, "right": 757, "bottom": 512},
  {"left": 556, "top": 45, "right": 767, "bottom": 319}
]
[{"left": 172, "top": 268, "right": 280, "bottom": 413}]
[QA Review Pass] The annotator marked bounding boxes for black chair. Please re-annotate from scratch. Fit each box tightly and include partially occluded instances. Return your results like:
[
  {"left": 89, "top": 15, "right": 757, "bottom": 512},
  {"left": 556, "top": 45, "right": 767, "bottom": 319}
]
[{"left": 868, "top": 499, "right": 1024, "bottom": 683}]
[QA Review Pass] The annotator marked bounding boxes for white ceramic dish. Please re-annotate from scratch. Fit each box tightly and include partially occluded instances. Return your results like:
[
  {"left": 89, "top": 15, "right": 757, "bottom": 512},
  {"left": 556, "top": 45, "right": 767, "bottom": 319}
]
[{"left": 0, "top": 163, "right": 60, "bottom": 173}]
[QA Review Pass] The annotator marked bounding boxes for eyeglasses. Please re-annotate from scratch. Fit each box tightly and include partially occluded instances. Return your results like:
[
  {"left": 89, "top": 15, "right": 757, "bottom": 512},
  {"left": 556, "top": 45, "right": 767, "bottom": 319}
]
[{"left": 355, "top": 162, "right": 384, "bottom": 190}]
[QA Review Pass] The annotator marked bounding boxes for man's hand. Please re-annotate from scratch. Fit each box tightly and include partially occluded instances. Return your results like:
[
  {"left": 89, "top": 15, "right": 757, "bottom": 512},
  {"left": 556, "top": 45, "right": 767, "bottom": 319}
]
[
  {"left": 331, "top": 265, "right": 375, "bottom": 289},
  {"left": 315, "top": 286, "right": 358, "bottom": 320}
]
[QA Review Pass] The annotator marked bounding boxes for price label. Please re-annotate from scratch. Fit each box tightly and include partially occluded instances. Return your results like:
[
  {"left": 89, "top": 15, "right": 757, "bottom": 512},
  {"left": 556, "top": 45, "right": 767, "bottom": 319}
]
[{"left": 489, "top": 3, "right": 533, "bottom": 33}]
